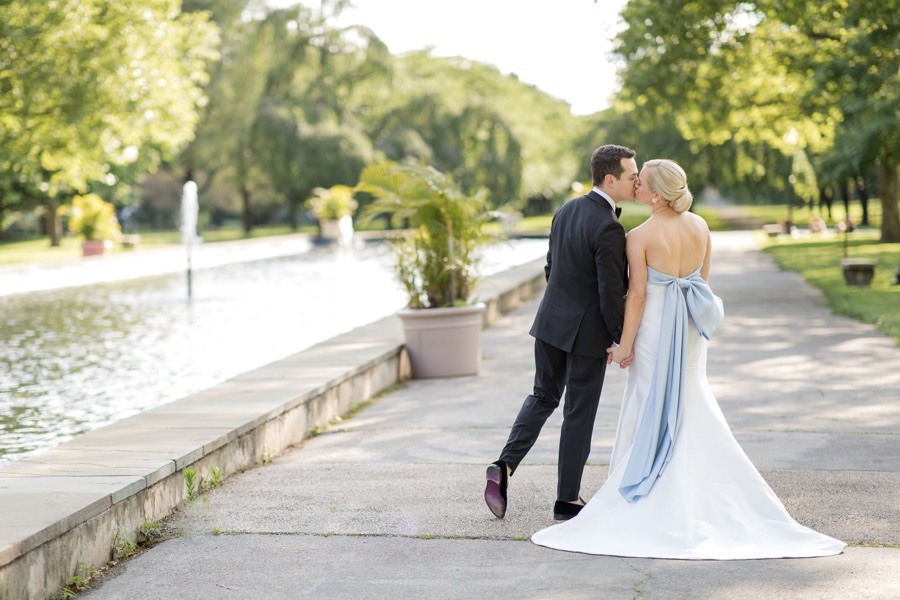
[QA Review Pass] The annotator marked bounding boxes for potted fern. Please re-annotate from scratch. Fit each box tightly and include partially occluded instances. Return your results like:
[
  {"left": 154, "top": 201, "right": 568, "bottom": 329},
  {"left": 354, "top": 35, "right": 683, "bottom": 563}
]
[
  {"left": 65, "top": 194, "right": 122, "bottom": 256},
  {"left": 357, "top": 161, "right": 494, "bottom": 378}
]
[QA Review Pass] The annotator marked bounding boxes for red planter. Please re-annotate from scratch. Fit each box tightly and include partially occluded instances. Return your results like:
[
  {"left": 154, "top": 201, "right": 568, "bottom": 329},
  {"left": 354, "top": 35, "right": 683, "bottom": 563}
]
[{"left": 81, "top": 240, "right": 107, "bottom": 256}]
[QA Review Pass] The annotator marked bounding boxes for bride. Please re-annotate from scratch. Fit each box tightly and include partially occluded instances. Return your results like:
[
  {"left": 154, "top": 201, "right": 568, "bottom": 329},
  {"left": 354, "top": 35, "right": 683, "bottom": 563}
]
[{"left": 531, "top": 159, "right": 845, "bottom": 559}]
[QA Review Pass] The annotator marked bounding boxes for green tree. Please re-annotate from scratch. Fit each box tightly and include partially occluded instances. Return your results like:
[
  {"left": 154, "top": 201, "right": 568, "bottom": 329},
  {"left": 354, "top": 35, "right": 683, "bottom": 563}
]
[
  {"left": 452, "top": 104, "right": 522, "bottom": 207},
  {"left": 0, "top": 0, "right": 218, "bottom": 244},
  {"left": 766, "top": 0, "right": 899, "bottom": 240},
  {"left": 181, "top": 1, "right": 381, "bottom": 233},
  {"left": 179, "top": 0, "right": 273, "bottom": 233},
  {"left": 612, "top": 0, "right": 898, "bottom": 240},
  {"left": 370, "top": 51, "right": 582, "bottom": 205},
  {"left": 251, "top": 101, "right": 372, "bottom": 228}
]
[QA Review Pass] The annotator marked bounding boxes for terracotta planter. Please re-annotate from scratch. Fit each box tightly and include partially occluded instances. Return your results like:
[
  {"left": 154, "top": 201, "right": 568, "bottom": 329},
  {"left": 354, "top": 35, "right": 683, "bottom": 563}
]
[
  {"left": 399, "top": 303, "right": 486, "bottom": 378},
  {"left": 81, "top": 240, "right": 107, "bottom": 256},
  {"left": 841, "top": 258, "right": 876, "bottom": 286}
]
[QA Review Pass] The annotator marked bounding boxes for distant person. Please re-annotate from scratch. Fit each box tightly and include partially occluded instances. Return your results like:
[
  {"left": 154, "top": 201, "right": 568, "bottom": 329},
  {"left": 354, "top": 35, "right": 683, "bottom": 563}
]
[
  {"left": 837, "top": 217, "right": 856, "bottom": 233},
  {"left": 484, "top": 144, "right": 635, "bottom": 521},
  {"left": 530, "top": 159, "right": 845, "bottom": 559}
]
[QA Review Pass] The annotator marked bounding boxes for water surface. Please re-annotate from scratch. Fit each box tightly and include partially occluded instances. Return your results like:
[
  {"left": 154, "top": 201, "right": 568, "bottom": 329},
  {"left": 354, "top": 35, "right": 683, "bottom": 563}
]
[{"left": 0, "top": 239, "right": 547, "bottom": 463}]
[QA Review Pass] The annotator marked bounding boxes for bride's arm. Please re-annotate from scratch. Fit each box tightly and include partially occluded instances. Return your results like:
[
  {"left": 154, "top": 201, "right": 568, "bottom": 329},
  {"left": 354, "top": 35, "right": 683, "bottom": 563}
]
[
  {"left": 608, "top": 232, "right": 648, "bottom": 366},
  {"left": 701, "top": 230, "right": 712, "bottom": 281}
]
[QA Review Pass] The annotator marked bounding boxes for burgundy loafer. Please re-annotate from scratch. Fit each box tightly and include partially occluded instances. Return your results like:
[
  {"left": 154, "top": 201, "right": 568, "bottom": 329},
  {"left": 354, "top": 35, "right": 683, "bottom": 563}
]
[{"left": 484, "top": 460, "right": 508, "bottom": 518}]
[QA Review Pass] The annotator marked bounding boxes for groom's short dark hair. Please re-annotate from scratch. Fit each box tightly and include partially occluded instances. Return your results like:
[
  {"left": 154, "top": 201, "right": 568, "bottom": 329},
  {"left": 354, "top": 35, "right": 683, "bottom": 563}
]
[{"left": 591, "top": 145, "right": 636, "bottom": 186}]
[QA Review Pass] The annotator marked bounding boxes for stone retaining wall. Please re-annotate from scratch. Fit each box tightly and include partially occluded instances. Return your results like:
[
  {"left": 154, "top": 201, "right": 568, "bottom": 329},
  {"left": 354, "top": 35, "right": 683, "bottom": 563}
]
[{"left": 0, "top": 258, "right": 545, "bottom": 600}]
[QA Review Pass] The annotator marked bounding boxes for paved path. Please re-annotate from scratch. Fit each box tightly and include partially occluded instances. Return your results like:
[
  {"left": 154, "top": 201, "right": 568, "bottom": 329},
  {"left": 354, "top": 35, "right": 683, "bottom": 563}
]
[
  {"left": 83, "top": 231, "right": 900, "bottom": 599},
  {"left": 702, "top": 194, "right": 768, "bottom": 229}
]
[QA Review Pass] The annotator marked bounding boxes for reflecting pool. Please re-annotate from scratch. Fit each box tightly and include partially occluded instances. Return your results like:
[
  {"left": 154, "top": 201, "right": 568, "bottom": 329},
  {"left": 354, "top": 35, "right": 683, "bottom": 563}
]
[{"left": 0, "top": 239, "right": 547, "bottom": 463}]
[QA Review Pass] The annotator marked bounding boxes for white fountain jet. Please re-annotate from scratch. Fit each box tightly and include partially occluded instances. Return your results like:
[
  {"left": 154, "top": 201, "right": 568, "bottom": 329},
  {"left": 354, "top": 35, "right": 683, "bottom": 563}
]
[{"left": 181, "top": 180, "right": 199, "bottom": 297}]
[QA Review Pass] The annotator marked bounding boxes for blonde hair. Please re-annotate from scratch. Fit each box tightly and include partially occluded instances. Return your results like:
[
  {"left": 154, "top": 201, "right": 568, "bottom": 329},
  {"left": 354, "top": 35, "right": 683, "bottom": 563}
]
[{"left": 641, "top": 159, "right": 693, "bottom": 213}]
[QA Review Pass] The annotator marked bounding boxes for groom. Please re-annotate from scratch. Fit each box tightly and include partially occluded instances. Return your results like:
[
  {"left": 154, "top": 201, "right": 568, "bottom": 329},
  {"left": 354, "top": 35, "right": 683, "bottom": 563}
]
[{"left": 485, "top": 144, "right": 636, "bottom": 520}]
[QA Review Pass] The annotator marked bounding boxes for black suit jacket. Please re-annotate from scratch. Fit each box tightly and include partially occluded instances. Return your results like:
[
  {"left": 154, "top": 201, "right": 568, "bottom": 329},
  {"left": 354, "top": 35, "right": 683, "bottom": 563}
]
[{"left": 529, "top": 190, "right": 627, "bottom": 358}]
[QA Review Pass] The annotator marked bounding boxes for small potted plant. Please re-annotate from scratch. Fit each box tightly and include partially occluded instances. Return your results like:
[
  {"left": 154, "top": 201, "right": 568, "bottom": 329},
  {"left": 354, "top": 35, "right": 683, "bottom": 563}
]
[
  {"left": 357, "top": 161, "right": 494, "bottom": 378},
  {"left": 65, "top": 194, "right": 121, "bottom": 256},
  {"left": 837, "top": 218, "right": 876, "bottom": 286},
  {"left": 306, "top": 184, "right": 357, "bottom": 243}
]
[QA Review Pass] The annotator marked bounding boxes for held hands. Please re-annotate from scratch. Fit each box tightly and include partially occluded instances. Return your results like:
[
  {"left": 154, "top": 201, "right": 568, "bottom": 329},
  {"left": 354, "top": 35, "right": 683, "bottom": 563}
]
[{"left": 607, "top": 343, "right": 633, "bottom": 368}]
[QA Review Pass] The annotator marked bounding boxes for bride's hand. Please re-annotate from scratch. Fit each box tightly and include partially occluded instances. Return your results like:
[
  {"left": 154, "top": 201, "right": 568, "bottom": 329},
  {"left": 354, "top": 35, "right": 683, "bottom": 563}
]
[{"left": 606, "top": 344, "right": 632, "bottom": 367}]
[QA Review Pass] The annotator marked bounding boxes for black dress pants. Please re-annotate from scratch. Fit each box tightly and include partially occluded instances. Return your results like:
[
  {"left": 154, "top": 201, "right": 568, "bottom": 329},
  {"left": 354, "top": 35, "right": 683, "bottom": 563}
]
[{"left": 499, "top": 338, "right": 608, "bottom": 502}]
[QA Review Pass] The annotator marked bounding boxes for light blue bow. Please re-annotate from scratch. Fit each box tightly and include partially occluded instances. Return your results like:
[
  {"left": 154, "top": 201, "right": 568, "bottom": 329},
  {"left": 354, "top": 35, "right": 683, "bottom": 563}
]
[{"left": 619, "top": 266, "right": 724, "bottom": 503}]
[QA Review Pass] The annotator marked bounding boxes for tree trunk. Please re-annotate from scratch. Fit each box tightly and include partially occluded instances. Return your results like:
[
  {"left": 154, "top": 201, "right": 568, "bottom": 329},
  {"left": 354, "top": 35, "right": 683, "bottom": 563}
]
[
  {"left": 842, "top": 181, "right": 851, "bottom": 215},
  {"left": 858, "top": 175, "right": 870, "bottom": 226},
  {"left": 47, "top": 197, "right": 61, "bottom": 247},
  {"left": 288, "top": 198, "right": 298, "bottom": 230},
  {"left": 235, "top": 143, "right": 253, "bottom": 235},
  {"left": 0, "top": 190, "right": 6, "bottom": 239},
  {"left": 240, "top": 183, "right": 253, "bottom": 235},
  {"left": 880, "top": 162, "right": 900, "bottom": 243},
  {"left": 820, "top": 186, "right": 833, "bottom": 221}
]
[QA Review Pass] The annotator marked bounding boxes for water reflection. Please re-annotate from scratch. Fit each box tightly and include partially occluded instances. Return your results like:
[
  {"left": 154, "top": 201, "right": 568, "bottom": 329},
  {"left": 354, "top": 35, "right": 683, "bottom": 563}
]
[{"left": 0, "top": 239, "right": 547, "bottom": 463}]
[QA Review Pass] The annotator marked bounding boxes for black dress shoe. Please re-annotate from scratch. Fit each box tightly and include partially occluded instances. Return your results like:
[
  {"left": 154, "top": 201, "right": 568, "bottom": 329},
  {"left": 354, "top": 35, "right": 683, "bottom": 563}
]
[
  {"left": 553, "top": 499, "right": 585, "bottom": 521},
  {"left": 484, "top": 460, "right": 508, "bottom": 518}
]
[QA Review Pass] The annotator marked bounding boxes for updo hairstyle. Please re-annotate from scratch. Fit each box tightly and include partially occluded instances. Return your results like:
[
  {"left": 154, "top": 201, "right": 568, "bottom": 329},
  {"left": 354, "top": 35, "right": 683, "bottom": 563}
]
[{"left": 642, "top": 159, "right": 693, "bottom": 213}]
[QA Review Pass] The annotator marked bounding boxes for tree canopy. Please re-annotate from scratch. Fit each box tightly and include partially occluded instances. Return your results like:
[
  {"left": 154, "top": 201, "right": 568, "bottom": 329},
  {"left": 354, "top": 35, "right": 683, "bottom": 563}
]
[
  {"left": 612, "top": 0, "right": 899, "bottom": 240},
  {"left": 3, "top": 0, "right": 895, "bottom": 243},
  {"left": 0, "top": 0, "right": 218, "bottom": 241}
]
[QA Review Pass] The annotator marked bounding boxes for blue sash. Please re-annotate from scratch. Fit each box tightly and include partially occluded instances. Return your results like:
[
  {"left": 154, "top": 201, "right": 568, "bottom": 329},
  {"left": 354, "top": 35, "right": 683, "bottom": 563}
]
[{"left": 619, "top": 266, "right": 724, "bottom": 503}]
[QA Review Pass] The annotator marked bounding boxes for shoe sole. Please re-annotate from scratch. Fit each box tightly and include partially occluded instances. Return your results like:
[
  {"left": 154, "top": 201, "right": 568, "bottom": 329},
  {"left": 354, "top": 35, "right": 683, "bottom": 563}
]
[{"left": 484, "top": 465, "right": 506, "bottom": 518}]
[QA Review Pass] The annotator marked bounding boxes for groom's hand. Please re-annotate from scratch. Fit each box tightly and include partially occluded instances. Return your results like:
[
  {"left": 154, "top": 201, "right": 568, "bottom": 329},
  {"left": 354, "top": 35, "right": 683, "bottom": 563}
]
[{"left": 606, "top": 343, "right": 633, "bottom": 367}]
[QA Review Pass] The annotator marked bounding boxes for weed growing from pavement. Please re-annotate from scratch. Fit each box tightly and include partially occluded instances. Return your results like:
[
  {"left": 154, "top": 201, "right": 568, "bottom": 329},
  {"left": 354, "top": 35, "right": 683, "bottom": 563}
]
[
  {"left": 183, "top": 467, "right": 198, "bottom": 501},
  {"left": 56, "top": 518, "right": 177, "bottom": 598},
  {"left": 183, "top": 464, "right": 228, "bottom": 500},
  {"left": 200, "top": 465, "right": 224, "bottom": 493},
  {"left": 139, "top": 519, "right": 162, "bottom": 542},
  {"left": 57, "top": 562, "right": 98, "bottom": 598},
  {"left": 113, "top": 534, "right": 138, "bottom": 560}
]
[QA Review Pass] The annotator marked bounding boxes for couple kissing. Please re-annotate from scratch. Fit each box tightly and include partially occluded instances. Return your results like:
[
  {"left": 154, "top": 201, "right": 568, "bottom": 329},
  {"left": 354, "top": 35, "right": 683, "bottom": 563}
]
[{"left": 484, "top": 144, "right": 845, "bottom": 560}]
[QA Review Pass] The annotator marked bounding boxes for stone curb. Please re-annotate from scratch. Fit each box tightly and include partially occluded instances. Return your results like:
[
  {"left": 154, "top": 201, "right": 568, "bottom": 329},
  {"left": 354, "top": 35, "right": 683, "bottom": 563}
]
[{"left": 0, "top": 258, "right": 546, "bottom": 600}]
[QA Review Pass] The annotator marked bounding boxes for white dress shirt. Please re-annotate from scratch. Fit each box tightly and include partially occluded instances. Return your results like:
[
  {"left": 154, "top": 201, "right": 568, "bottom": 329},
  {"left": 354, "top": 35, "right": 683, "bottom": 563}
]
[{"left": 592, "top": 187, "right": 617, "bottom": 213}]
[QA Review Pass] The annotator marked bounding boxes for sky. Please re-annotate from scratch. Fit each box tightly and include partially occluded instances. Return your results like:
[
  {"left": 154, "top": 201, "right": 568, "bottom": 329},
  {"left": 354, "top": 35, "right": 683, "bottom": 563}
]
[{"left": 292, "top": 0, "right": 630, "bottom": 115}]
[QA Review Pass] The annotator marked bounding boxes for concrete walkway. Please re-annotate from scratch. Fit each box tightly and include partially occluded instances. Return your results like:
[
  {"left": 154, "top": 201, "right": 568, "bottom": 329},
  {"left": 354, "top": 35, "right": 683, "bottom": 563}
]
[{"left": 82, "top": 231, "right": 900, "bottom": 600}]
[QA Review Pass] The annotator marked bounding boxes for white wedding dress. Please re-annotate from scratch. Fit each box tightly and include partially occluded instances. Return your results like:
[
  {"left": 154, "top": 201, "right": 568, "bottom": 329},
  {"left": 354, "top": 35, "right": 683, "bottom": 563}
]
[{"left": 531, "top": 267, "right": 845, "bottom": 559}]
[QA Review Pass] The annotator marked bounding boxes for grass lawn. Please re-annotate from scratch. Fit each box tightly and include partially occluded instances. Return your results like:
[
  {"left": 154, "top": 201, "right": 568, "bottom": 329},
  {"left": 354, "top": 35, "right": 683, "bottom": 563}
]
[
  {"left": 739, "top": 201, "right": 883, "bottom": 230},
  {"left": 760, "top": 230, "right": 900, "bottom": 343}
]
